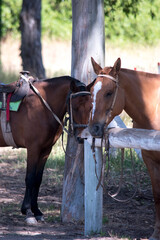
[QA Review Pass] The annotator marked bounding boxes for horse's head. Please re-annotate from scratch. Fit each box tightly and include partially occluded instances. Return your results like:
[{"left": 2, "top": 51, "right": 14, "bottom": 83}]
[
  {"left": 88, "top": 57, "right": 125, "bottom": 138},
  {"left": 68, "top": 80, "right": 92, "bottom": 143}
]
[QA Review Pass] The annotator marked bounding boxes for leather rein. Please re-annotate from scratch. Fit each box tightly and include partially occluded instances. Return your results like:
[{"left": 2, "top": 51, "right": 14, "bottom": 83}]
[{"left": 21, "top": 74, "right": 91, "bottom": 135}]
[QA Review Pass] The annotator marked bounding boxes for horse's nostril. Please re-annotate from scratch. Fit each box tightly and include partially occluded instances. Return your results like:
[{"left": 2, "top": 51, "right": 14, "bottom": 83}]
[
  {"left": 76, "top": 137, "right": 84, "bottom": 144},
  {"left": 93, "top": 124, "right": 100, "bottom": 134},
  {"left": 89, "top": 123, "right": 103, "bottom": 137}
]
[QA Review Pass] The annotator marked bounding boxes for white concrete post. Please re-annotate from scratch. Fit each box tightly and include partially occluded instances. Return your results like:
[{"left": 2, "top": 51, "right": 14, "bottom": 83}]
[{"left": 84, "top": 140, "right": 103, "bottom": 235}]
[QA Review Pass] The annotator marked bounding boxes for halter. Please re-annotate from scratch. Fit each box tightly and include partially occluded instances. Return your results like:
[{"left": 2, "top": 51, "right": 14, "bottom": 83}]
[
  {"left": 90, "top": 74, "right": 119, "bottom": 190},
  {"left": 98, "top": 74, "right": 118, "bottom": 83},
  {"left": 69, "top": 91, "right": 91, "bottom": 134},
  {"left": 97, "top": 74, "right": 119, "bottom": 124}
]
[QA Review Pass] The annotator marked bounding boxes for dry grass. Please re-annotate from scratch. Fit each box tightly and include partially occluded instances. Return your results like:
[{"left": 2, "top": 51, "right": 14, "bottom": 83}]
[
  {"left": 1, "top": 37, "right": 71, "bottom": 77},
  {"left": 1, "top": 37, "right": 160, "bottom": 77},
  {"left": 106, "top": 43, "right": 160, "bottom": 73}
]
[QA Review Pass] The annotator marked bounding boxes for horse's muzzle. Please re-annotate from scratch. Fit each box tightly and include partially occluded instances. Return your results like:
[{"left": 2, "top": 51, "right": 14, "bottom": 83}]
[
  {"left": 89, "top": 123, "right": 104, "bottom": 138},
  {"left": 74, "top": 128, "right": 85, "bottom": 144}
]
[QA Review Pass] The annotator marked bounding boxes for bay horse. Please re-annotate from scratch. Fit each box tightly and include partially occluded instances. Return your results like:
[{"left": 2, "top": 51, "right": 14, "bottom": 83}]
[
  {"left": 0, "top": 74, "right": 92, "bottom": 225},
  {"left": 88, "top": 57, "right": 160, "bottom": 240}
]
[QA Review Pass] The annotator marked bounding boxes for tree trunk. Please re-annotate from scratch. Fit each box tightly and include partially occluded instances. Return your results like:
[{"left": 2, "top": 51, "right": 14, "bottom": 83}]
[
  {"left": 20, "top": 0, "right": 45, "bottom": 79},
  {"left": 61, "top": 0, "right": 105, "bottom": 222}
]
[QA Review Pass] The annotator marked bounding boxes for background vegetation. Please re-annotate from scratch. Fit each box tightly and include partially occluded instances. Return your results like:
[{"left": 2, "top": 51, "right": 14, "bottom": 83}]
[{"left": 1, "top": 0, "right": 160, "bottom": 45}]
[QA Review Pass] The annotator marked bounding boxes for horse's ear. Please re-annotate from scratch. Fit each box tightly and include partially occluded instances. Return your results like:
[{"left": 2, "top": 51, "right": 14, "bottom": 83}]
[
  {"left": 87, "top": 78, "right": 96, "bottom": 91},
  {"left": 70, "top": 80, "right": 78, "bottom": 93},
  {"left": 113, "top": 58, "right": 121, "bottom": 74},
  {"left": 91, "top": 57, "right": 102, "bottom": 75}
]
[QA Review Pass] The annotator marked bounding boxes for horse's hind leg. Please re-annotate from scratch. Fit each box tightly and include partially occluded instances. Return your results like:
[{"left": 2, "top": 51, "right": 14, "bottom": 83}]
[
  {"left": 21, "top": 146, "right": 42, "bottom": 224},
  {"left": 21, "top": 165, "right": 38, "bottom": 225},
  {"left": 142, "top": 151, "right": 160, "bottom": 240},
  {"left": 21, "top": 146, "right": 52, "bottom": 224},
  {"left": 30, "top": 146, "right": 52, "bottom": 222}
]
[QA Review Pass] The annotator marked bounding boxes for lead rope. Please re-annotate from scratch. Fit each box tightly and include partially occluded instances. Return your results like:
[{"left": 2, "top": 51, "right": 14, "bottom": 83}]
[
  {"left": 21, "top": 74, "right": 65, "bottom": 131},
  {"left": 30, "top": 82, "right": 64, "bottom": 130},
  {"left": 108, "top": 148, "right": 125, "bottom": 199},
  {"left": 95, "top": 136, "right": 108, "bottom": 191},
  {"left": 91, "top": 137, "right": 106, "bottom": 190},
  {"left": 108, "top": 148, "right": 138, "bottom": 203}
]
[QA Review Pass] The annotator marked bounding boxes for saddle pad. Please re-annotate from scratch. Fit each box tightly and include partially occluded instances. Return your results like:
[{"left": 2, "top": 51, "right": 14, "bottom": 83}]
[{"left": 0, "top": 100, "right": 21, "bottom": 111}]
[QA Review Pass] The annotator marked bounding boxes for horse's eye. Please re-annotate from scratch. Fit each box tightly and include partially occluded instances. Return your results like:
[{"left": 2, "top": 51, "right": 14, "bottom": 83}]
[{"left": 105, "top": 91, "right": 113, "bottom": 98}]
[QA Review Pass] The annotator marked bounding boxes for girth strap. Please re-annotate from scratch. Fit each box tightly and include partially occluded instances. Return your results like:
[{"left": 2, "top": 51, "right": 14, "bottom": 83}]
[
  {"left": 1, "top": 114, "right": 17, "bottom": 149},
  {"left": 0, "top": 93, "right": 17, "bottom": 148}
]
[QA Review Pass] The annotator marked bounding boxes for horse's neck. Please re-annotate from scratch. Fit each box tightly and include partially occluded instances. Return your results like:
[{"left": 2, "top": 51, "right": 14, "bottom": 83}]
[
  {"left": 120, "top": 70, "right": 160, "bottom": 130},
  {"left": 37, "top": 79, "right": 70, "bottom": 119}
]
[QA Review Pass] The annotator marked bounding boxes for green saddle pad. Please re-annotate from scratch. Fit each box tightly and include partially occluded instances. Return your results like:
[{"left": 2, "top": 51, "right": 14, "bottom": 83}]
[{"left": 0, "top": 100, "right": 22, "bottom": 111}]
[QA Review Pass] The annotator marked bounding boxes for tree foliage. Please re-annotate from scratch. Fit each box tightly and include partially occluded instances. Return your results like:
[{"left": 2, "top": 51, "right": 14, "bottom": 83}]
[
  {"left": 42, "top": 0, "right": 72, "bottom": 39},
  {"left": 1, "top": 0, "right": 160, "bottom": 44},
  {"left": 1, "top": 0, "right": 21, "bottom": 37},
  {"left": 104, "top": 0, "right": 160, "bottom": 44}
]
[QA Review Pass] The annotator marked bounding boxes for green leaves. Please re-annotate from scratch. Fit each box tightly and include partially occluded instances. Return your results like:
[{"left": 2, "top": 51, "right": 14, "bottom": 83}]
[
  {"left": 1, "top": 0, "right": 160, "bottom": 45},
  {"left": 1, "top": 0, "right": 21, "bottom": 38},
  {"left": 41, "top": 0, "right": 72, "bottom": 39},
  {"left": 104, "top": 0, "right": 160, "bottom": 45}
]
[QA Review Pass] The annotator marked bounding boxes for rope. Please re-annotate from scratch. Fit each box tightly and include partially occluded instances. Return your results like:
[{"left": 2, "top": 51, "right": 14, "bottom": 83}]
[
  {"left": 91, "top": 130, "right": 138, "bottom": 201},
  {"left": 91, "top": 137, "right": 105, "bottom": 190},
  {"left": 108, "top": 148, "right": 138, "bottom": 203},
  {"left": 29, "top": 82, "right": 64, "bottom": 129}
]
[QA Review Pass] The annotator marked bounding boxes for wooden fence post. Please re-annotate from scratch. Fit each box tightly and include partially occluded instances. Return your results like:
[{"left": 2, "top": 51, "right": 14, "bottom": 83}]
[{"left": 61, "top": 0, "right": 105, "bottom": 222}]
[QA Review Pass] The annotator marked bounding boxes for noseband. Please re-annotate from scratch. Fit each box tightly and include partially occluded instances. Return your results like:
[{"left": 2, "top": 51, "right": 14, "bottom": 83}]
[
  {"left": 97, "top": 74, "right": 119, "bottom": 124},
  {"left": 68, "top": 91, "right": 91, "bottom": 134}
]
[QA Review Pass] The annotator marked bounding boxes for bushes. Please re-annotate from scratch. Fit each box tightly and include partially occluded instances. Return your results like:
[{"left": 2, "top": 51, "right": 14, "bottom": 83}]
[
  {"left": 1, "top": 0, "right": 160, "bottom": 45},
  {"left": 104, "top": 0, "right": 160, "bottom": 45},
  {"left": 42, "top": 0, "right": 72, "bottom": 39},
  {"left": 1, "top": 0, "right": 21, "bottom": 38}
]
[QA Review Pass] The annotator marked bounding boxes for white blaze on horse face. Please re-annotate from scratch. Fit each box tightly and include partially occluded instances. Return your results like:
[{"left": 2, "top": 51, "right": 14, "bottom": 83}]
[{"left": 92, "top": 81, "right": 102, "bottom": 119}]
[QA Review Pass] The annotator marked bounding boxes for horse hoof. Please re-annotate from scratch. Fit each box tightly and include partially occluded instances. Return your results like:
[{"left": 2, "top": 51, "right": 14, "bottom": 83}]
[
  {"left": 26, "top": 216, "right": 38, "bottom": 225},
  {"left": 35, "top": 215, "right": 45, "bottom": 222}
]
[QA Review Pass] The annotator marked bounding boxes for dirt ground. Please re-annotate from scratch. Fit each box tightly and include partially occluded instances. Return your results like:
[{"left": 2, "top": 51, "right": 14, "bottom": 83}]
[{"left": 0, "top": 148, "right": 155, "bottom": 240}]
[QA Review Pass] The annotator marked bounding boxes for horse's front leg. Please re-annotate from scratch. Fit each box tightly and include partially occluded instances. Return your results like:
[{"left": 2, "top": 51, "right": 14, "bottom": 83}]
[{"left": 142, "top": 150, "right": 160, "bottom": 240}]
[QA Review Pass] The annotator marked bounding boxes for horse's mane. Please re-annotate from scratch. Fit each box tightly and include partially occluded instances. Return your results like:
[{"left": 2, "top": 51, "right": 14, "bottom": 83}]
[
  {"left": 33, "top": 76, "right": 86, "bottom": 89},
  {"left": 120, "top": 68, "right": 160, "bottom": 79}
]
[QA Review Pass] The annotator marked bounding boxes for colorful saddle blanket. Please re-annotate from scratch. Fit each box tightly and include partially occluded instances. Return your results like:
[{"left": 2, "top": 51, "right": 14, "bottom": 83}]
[{"left": 0, "top": 99, "right": 21, "bottom": 111}]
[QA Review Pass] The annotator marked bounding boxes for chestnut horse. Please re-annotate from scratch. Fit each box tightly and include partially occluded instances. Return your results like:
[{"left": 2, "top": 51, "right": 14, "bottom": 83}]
[
  {"left": 1, "top": 75, "right": 92, "bottom": 224},
  {"left": 88, "top": 57, "right": 160, "bottom": 240}
]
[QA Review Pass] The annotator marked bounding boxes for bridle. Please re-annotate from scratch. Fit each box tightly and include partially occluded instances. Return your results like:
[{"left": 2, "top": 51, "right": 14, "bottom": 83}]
[
  {"left": 92, "top": 75, "right": 137, "bottom": 200},
  {"left": 68, "top": 90, "right": 91, "bottom": 135},
  {"left": 91, "top": 73, "right": 119, "bottom": 190},
  {"left": 97, "top": 74, "right": 119, "bottom": 124}
]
